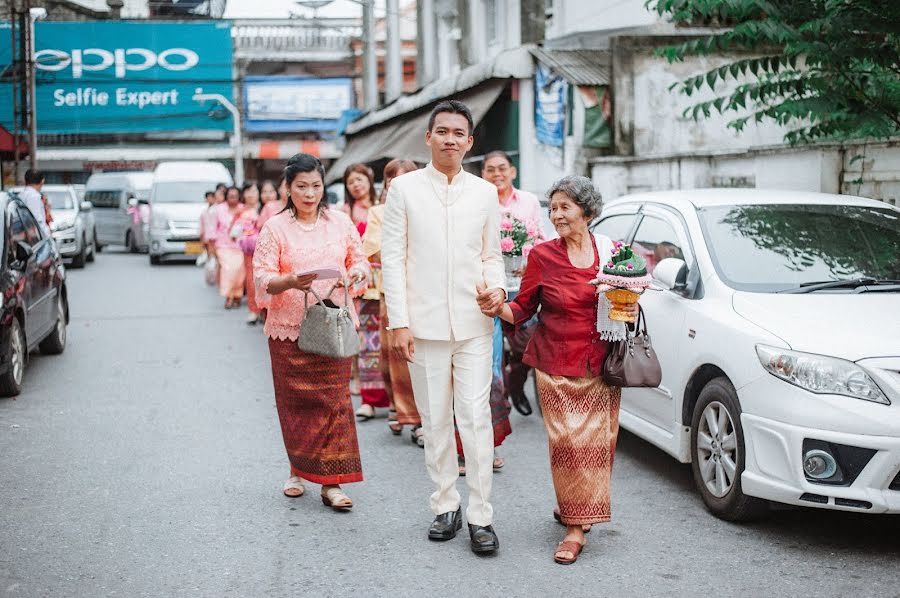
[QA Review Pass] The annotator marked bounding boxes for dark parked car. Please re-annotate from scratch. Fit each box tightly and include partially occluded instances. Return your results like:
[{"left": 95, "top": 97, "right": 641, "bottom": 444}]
[{"left": 0, "top": 191, "right": 69, "bottom": 397}]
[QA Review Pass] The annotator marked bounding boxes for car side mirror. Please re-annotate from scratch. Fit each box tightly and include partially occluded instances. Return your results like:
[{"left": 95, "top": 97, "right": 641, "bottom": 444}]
[
  {"left": 653, "top": 258, "right": 688, "bottom": 292},
  {"left": 12, "top": 241, "right": 33, "bottom": 268},
  {"left": 80, "top": 201, "right": 93, "bottom": 212}
]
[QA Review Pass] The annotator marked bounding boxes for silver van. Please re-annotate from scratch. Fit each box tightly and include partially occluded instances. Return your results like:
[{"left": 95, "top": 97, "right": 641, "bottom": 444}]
[
  {"left": 84, "top": 172, "right": 154, "bottom": 252},
  {"left": 148, "top": 161, "right": 233, "bottom": 265}
]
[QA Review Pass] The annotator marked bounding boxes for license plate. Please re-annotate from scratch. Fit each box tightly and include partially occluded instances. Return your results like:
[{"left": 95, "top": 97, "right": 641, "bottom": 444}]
[{"left": 184, "top": 241, "right": 203, "bottom": 255}]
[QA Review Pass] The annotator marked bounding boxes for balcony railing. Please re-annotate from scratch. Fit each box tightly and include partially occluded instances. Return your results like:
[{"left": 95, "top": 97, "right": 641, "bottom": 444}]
[{"left": 232, "top": 19, "right": 361, "bottom": 62}]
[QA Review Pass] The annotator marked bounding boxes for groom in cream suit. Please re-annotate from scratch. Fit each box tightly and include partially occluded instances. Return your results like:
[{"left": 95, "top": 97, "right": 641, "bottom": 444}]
[{"left": 381, "top": 100, "right": 506, "bottom": 553}]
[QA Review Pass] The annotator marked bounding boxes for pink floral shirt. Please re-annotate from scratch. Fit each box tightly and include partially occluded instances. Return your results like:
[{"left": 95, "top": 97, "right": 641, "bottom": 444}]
[
  {"left": 253, "top": 209, "right": 370, "bottom": 341},
  {"left": 214, "top": 203, "right": 245, "bottom": 251},
  {"left": 257, "top": 200, "right": 285, "bottom": 230},
  {"left": 198, "top": 204, "right": 219, "bottom": 243}
]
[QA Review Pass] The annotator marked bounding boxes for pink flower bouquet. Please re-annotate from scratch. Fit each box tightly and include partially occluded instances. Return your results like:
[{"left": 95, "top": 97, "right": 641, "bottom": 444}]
[{"left": 500, "top": 215, "right": 542, "bottom": 290}]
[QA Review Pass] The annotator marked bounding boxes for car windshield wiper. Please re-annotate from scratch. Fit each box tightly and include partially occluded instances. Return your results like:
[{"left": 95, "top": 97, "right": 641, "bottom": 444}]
[{"left": 779, "top": 277, "right": 900, "bottom": 294}]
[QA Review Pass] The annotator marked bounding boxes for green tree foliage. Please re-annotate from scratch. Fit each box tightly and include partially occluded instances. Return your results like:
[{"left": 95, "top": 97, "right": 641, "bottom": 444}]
[{"left": 648, "top": 0, "right": 900, "bottom": 144}]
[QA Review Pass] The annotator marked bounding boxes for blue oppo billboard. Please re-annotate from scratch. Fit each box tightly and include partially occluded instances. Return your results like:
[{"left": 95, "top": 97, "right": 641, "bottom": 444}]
[{"left": 0, "top": 20, "right": 234, "bottom": 134}]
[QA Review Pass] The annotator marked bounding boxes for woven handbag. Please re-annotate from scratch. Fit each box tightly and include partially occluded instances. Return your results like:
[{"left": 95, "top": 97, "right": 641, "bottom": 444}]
[
  {"left": 602, "top": 305, "right": 662, "bottom": 388},
  {"left": 297, "top": 282, "right": 360, "bottom": 359}
]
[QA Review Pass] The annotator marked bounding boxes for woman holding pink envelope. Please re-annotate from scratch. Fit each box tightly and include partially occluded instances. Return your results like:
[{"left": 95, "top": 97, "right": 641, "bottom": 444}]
[{"left": 253, "top": 153, "right": 370, "bottom": 510}]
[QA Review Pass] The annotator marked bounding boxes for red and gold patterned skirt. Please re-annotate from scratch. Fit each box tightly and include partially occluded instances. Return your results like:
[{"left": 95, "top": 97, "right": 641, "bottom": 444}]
[
  {"left": 536, "top": 370, "right": 621, "bottom": 525},
  {"left": 380, "top": 298, "right": 420, "bottom": 426},
  {"left": 268, "top": 338, "right": 363, "bottom": 485}
]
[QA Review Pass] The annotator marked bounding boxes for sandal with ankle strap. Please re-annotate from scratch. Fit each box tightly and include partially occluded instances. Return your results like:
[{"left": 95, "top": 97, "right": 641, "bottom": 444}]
[
  {"left": 321, "top": 486, "right": 353, "bottom": 511},
  {"left": 554, "top": 540, "right": 585, "bottom": 565}
]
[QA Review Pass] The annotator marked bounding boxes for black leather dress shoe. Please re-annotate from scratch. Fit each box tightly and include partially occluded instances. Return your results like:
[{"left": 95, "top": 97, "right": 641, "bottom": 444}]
[
  {"left": 509, "top": 390, "right": 533, "bottom": 416},
  {"left": 468, "top": 524, "right": 499, "bottom": 553},
  {"left": 428, "top": 508, "right": 462, "bottom": 541}
]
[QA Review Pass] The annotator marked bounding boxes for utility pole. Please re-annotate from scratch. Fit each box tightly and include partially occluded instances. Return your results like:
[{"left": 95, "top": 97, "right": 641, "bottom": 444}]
[
  {"left": 10, "top": 1, "right": 26, "bottom": 182},
  {"left": 26, "top": 6, "right": 47, "bottom": 170},
  {"left": 362, "top": 0, "right": 378, "bottom": 111},
  {"left": 193, "top": 88, "right": 244, "bottom": 186},
  {"left": 385, "top": 0, "right": 402, "bottom": 103}
]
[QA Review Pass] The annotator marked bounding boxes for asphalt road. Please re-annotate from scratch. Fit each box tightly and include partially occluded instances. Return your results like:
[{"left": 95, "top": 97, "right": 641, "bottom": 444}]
[{"left": 1, "top": 250, "right": 898, "bottom": 598}]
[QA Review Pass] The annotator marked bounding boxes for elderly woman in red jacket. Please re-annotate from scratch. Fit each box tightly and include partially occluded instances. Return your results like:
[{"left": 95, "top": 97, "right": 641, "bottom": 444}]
[{"left": 478, "top": 175, "right": 638, "bottom": 566}]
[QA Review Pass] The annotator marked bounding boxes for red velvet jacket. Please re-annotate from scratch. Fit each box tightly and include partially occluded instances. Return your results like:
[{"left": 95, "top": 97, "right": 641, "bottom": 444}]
[{"left": 507, "top": 237, "right": 610, "bottom": 378}]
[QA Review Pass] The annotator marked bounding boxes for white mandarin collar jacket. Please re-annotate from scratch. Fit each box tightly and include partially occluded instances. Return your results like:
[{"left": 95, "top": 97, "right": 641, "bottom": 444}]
[{"left": 381, "top": 162, "right": 506, "bottom": 342}]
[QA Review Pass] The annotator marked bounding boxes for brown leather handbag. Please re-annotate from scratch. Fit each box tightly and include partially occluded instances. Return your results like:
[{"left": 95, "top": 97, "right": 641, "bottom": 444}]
[{"left": 602, "top": 305, "right": 662, "bottom": 388}]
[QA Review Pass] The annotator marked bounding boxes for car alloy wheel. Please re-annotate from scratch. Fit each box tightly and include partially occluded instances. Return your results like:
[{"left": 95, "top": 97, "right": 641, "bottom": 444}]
[
  {"left": 39, "top": 293, "right": 67, "bottom": 355},
  {"left": 10, "top": 321, "right": 24, "bottom": 386},
  {"left": 54, "top": 297, "right": 66, "bottom": 348},
  {"left": 690, "top": 377, "right": 768, "bottom": 521},
  {"left": 697, "top": 401, "right": 738, "bottom": 498}
]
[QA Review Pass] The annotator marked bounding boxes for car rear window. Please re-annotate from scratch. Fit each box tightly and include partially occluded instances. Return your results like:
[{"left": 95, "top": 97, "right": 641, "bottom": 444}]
[{"left": 85, "top": 190, "right": 122, "bottom": 209}]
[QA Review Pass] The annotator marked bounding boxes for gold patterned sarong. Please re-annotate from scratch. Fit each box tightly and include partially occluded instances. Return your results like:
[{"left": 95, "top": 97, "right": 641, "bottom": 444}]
[{"left": 536, "top": 370, "right": 621, "bottom": 525}]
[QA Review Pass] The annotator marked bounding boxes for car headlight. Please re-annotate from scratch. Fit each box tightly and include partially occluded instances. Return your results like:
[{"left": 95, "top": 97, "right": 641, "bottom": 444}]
[
  {"left": 756, "top": 345, "right": 890, "bottom": 405},
  {"left": 151, "top": 216, "right": 172, "bottom": 230},
  {"left": 52, "top": 220, "right": 75, "bottom": 232}
]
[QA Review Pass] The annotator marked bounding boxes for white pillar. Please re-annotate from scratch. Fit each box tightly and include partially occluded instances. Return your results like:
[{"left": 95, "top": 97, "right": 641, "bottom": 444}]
[
  {"left": 419, "top": 0, "right": 436, "bottom": 85},
  {"left": 385, "top": 0, "right": 403, "bottom": 103},
  {"left": 363, "top": 0, "right": 378, "bottom": 110}
]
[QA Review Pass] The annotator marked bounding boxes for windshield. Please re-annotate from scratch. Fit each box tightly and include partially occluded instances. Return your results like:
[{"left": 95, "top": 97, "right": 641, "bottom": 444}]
[
  {"left": 699, "top": 203, "right": 900, "bottom": 292},
  {"left": 45, "top": 190, "right": 75, "bottom": 210},
  {"left": 152, "top": 182, "right": 215, "bottom": 204}
]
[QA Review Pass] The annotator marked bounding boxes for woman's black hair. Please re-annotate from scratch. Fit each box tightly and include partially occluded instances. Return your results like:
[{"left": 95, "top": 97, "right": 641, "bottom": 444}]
[
  {"left": 342, "top": 163, "right": 377, "bottom": 211},
  {"left": 240, "top": 181, "right": 260, "bottom": 213},
  {"left": 225, "top": 186, "right": 241, "bottom": 203},
  {"left": 281, "top": 153, "right": 328, "bottom": 217}
]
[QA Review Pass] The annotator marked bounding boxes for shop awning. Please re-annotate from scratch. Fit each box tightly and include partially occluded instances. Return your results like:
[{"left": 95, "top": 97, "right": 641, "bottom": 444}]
[
  {"left": 530, "top": 48, "right": 611, "bottom": 86},
  {"left": 325, "top": 79, "right": 507, "bottom": 183},
  {"left": 36, "top": 144, "right": 234, "bottom": 162},
  {"left": 0, "top": 126, "right": 28, "bottom": 159},
  {"left": 247, "top": 139, "right": 341, "bottom": 160}
]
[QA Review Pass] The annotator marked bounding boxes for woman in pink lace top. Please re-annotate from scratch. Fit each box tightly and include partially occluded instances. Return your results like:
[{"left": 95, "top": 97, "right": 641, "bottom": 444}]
[{"left": 253, "top": 153, "right": 369, "bottom": 510}]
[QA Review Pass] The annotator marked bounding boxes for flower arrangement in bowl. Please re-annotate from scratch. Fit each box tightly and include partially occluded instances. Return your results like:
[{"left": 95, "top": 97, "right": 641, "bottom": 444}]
[
  {"left": 593, "top": 241, "right": 653, "bottom": 322},
  {"left": 500, "top": 215, "right": 542, "bottom": 290}
]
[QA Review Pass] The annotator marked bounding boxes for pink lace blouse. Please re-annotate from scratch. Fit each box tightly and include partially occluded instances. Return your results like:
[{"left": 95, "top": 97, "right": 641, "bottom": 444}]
[
  {"left": 214, "top": 203, "right": 245, "bottom": 251},
  {"left": 253, "top": 209, "right": 370, "bottom": 341}
]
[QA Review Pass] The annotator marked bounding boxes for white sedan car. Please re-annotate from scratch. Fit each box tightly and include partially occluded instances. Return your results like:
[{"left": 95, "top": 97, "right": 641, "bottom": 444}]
[{"left": 592, "top": 189, "right": 900, "bottom": 520}]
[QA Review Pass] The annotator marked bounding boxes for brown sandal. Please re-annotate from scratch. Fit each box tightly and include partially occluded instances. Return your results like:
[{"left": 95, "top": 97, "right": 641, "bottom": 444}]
[{"left": 554, "top": 540, "right": 585, "bottom": 565}]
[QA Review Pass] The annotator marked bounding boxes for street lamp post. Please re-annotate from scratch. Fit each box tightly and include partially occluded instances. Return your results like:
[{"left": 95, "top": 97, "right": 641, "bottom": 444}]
[{"left": 193, "top": 88, "right": 244, "bottom": 186}]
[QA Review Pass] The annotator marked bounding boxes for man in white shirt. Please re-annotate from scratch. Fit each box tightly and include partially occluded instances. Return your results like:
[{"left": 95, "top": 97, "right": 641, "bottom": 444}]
[
  {"left": 18, "top": 169, "right": 50, "bottom": 236},
  {"left": 382, "top": 100, "right": 506, "bottom": 553}
]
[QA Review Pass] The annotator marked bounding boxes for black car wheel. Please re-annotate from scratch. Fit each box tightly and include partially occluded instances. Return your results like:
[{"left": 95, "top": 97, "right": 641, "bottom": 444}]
[
  {"left": 71, "top": 236, "right": 87, "bottom": 268},
  {"left": 0, "top": 318, "right": 26, "bottom": 397},
  {"left": 690, "top": 377, "right": 768, "bottom": 521},
  {"left": 38, "top": 293, "right": 67, "bottom": 355},
  {"left": 87, "top": 235, "right": 96, "bottom": 263},
  {"left": 149, "top": 254, "right": 161, "bottom": 265}
]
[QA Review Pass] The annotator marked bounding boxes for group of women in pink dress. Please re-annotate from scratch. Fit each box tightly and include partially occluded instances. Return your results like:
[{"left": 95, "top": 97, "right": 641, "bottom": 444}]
[{"left": 199, "top": 179, "right": 288, "bottom": 323}]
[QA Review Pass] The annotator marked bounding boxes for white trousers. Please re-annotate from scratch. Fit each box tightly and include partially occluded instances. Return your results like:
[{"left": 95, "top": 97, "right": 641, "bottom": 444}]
[{"left": 407, "top": 333, "right": 495, "bottom": 526}]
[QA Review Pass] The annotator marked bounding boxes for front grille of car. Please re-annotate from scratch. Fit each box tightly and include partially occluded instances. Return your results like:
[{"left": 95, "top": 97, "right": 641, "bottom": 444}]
[{"left": 890, "top": 471, "right": 900, "bottom": 491}]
